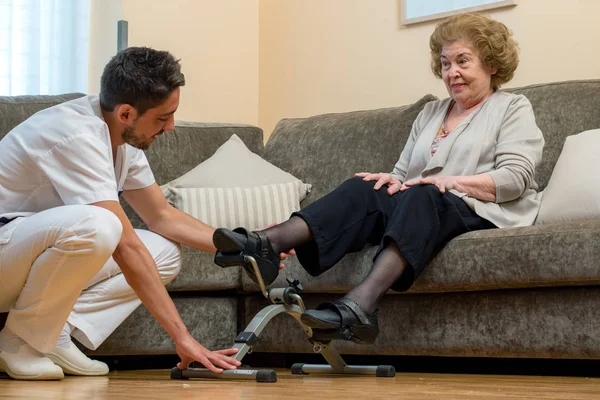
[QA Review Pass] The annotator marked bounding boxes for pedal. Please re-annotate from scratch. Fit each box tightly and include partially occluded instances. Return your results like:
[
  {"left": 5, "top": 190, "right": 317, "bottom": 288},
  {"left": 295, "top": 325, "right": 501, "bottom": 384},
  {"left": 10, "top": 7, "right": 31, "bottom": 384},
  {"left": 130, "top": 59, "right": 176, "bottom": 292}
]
[
  {"left": 214, "top": 251, "right": 247, "bottom": 268},
  {"left": 310, "top": 329, "right": 339, "bottom": 344}
]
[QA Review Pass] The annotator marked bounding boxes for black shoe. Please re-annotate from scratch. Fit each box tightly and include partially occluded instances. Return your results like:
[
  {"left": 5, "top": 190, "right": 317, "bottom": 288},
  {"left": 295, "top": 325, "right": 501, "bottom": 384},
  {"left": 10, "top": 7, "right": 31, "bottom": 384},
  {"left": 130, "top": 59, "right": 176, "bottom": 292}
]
[
  {"left": 213, "top": 227, "right": 280, "bottom": 286},
  {"left": 301, "top": 298, "right": 379, "bottom": 344}
]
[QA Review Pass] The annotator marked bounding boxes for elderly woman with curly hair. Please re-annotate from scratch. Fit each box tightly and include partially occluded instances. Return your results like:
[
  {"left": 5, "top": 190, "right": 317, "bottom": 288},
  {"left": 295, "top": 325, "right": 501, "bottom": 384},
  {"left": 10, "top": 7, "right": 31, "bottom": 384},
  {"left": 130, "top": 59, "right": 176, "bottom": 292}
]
[{"left": 213, "top": 13, "right": 545, "bottom": 344}]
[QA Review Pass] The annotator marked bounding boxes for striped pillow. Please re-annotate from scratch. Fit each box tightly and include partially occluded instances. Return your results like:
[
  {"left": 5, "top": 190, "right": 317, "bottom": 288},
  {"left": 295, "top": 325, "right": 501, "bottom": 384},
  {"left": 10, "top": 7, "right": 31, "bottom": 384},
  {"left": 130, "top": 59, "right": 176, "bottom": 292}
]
[{"left": 162, "top": 180, "right": 311, "bottom": 230}]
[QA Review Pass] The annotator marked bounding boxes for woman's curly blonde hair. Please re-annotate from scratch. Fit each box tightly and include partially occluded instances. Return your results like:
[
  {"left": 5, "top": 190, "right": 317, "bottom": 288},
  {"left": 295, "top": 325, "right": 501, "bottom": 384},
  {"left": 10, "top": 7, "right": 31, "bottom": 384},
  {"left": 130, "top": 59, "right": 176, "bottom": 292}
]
[{"left": 429, "top": 13, "right": 519, "bottom": 90}]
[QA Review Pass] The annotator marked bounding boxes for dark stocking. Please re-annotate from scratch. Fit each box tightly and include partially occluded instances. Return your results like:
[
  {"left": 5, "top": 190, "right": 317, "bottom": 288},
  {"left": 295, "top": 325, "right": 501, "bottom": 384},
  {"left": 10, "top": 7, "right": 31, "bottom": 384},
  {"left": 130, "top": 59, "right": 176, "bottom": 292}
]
[{"left": 344, "top": 241, "right": 408, "bottom": 314}]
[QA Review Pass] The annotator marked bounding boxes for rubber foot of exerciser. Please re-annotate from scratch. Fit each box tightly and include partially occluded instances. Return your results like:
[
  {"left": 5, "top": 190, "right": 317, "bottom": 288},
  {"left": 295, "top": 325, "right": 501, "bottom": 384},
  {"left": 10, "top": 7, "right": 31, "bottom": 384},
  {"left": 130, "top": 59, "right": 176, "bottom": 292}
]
[
  {"left": 170, "top": 367, "right": 187, "bottom": 380},
  {"left": 376, "top": 365, "right": 396, "bottom": 377},
  {"left": 256, "top": 370, "right": 277, "bottom": 382},
  {"left": 291, "top": 363, "right": 306, "bottom": 375}
]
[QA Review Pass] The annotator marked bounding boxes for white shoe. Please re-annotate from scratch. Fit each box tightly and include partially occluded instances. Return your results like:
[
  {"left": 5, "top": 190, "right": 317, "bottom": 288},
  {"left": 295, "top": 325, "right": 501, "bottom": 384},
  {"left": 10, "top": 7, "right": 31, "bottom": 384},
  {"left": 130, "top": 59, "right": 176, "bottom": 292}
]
[
  {"left": 47, "top": 340, "right": 109, "bottom": 376},
  {"left": 0, "top": 345, "right": 64, "bottom": 381}
]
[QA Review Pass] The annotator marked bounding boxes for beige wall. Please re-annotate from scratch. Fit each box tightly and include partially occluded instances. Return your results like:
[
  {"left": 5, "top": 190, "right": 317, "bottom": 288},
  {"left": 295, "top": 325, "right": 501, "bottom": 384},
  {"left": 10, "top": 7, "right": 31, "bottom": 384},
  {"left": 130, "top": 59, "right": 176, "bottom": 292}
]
[
  {"left": 88, "top": 0, "right": 123, "bottom": 95},
  {"left": 259, "top": 0, "right": 600, "bottom": 139},
  {"left": 90, "top": 1, "right": 600, "bottom": 139},
  {"left": 122, "top": 0, "right": 259, "bottom": 125}
]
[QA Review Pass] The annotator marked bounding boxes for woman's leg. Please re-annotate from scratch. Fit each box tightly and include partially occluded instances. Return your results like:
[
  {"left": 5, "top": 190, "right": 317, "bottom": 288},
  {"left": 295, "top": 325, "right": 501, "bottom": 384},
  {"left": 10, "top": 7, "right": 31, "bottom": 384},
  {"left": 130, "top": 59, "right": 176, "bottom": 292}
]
[
  {"left": 344, "top": 241, "right": 408, "bottom": 314},
  {"left": 302, "top": 184, "right": 496, "bottom": 334},
  {"left": 276, "top": 177, "right": 398, "bottom": 275},
  {"left": 215, "top": 177, "right": 398, "bottom": 278}
]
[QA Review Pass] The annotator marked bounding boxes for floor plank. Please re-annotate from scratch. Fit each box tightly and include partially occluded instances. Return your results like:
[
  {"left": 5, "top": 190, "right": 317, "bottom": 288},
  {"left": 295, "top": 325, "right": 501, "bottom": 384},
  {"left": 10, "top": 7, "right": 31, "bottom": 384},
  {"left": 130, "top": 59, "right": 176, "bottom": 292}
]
[{"left": 2, "top": 369, "right": 600, "bottom": 399}]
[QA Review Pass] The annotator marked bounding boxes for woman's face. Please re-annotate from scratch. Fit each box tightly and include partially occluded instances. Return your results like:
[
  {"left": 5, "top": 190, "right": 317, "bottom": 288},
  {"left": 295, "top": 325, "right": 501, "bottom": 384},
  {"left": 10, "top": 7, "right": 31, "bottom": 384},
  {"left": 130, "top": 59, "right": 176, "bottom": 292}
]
[{"left": 441, "top": 40, "right": 497, "bottom": 109}]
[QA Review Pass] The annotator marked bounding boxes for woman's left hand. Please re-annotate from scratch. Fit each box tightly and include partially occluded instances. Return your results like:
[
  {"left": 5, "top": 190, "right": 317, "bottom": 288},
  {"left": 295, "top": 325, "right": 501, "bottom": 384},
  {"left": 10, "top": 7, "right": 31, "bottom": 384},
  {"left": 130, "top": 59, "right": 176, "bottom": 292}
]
[{"left": 400, "top": 176, "right": 462, "bottom": 194}]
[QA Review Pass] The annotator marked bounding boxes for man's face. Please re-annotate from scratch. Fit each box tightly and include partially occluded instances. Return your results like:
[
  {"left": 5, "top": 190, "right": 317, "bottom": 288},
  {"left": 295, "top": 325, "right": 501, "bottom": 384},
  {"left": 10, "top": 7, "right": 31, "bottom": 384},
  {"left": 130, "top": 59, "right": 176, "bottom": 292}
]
[{"left": 122, "top": 87, "right": 180, "bottom": 150}]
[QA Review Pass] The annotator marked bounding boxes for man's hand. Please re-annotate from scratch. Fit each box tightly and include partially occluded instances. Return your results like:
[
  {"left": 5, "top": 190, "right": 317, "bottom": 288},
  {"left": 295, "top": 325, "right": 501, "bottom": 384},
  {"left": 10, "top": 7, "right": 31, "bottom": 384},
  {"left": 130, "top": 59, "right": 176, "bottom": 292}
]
[
  {"left": 400, "top": 176, "right": 462, "bottom": 193},
  {"left": 176, "top": 334, "right": 241, "bottom": 373},
  {"left": 355, "top": 172, "right": 403, "bottom": 196}
]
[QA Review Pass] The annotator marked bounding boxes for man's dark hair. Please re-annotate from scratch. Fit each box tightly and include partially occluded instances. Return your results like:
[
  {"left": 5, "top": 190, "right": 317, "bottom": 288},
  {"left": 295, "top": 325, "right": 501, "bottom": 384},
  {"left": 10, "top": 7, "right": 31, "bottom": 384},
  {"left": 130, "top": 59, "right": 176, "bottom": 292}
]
[{"left": 100, "top": 47, "right": 185, "bottom": 115}]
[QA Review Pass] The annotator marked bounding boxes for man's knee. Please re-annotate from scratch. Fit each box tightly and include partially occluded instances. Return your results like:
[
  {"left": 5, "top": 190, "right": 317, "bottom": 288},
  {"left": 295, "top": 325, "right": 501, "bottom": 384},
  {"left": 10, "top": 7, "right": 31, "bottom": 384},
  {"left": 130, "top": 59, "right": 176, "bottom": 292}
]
[
  {"left": 60, "top": 205, "right": 123, "bottom": 259},
  {"left": 157, "top": 241, "right": 182, "bottom": 285}
]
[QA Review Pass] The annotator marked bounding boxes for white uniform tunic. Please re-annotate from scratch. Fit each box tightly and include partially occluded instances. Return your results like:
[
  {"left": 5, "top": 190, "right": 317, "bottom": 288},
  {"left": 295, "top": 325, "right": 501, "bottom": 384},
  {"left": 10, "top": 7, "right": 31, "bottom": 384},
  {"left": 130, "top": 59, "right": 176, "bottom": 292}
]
[{"left": 0, "top": 95, "right": 181, "bottom": 353}]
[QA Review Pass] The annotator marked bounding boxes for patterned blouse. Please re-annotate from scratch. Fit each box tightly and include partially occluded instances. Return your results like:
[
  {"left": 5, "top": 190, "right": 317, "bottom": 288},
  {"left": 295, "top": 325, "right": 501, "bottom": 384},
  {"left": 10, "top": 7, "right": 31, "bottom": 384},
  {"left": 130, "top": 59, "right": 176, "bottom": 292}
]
[
  {"left": 431, "top": 124, "right": 451, "bottom": 156},
  {"left": 431, "top": 101, "right": 455, "bottom": 155}
]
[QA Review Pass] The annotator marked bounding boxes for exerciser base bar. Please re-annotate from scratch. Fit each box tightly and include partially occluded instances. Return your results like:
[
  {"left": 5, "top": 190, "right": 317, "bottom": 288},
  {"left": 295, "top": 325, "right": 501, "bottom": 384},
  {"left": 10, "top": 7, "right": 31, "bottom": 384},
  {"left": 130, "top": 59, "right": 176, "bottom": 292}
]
[{"left": 170, "top": 256, "right": 395, "bottom": 383}]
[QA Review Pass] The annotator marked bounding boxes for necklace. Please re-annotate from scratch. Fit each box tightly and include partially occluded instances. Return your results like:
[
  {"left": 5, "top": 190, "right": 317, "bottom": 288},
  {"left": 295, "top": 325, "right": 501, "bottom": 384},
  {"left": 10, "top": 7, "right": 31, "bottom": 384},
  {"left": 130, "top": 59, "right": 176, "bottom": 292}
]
[{"left": 442, "top": 101, "right": 455, "bottom": 134}]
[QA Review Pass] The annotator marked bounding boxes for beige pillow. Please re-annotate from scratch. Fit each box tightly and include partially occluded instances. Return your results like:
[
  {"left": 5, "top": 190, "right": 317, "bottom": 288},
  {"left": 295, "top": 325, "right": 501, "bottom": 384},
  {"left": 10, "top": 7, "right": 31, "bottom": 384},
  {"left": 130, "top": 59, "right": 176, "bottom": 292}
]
[
  {"left": 163, "top": 181, "right": 309, "bottom": 230},
  {"left": 166, "top": 134, "right": 305, "bottom": 188},
  {"left": 535, "top": 129, "right": 600, "bottom": 225},
  {"left": 161, "top": 134, "right": 312, "bottom": 228}
]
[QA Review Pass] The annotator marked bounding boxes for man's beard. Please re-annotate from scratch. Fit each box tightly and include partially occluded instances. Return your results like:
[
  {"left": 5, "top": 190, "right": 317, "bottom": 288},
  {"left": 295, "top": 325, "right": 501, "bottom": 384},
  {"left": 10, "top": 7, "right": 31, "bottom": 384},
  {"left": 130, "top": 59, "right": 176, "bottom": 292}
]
[{"left": 122, "top": 125, "right": 151, "bottom": 150}]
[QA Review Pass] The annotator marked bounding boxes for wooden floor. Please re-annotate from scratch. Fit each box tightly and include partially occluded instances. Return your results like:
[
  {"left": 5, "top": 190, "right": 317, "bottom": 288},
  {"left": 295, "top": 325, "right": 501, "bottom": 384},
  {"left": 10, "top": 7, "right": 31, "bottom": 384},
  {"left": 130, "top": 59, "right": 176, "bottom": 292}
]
[{"left": 2, "top": 369, "right": 600, "bottom": 399}]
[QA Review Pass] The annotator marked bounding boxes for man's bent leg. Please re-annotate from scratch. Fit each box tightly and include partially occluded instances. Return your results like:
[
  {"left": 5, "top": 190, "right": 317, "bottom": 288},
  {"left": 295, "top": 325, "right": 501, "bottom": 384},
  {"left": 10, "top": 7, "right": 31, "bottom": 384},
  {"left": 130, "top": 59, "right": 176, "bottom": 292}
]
[
  {"left": 0, "top": 205, "right": 122, "bottom": 379},
  {"left": 68, "top": 229, "right": 182, "bottom": 351}
]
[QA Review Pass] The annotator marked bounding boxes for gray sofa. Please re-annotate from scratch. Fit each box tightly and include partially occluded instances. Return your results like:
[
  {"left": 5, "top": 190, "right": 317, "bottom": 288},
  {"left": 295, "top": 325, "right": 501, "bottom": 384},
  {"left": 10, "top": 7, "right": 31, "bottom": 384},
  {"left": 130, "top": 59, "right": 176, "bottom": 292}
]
[{"left": 1, "top": 79, "right": 599, "bottom": 361}]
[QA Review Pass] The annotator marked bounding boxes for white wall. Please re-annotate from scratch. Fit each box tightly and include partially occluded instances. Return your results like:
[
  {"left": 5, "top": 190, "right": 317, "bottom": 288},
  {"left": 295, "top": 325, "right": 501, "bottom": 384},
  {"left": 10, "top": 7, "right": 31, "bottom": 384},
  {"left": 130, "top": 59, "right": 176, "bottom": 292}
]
[{"left": 259, "top": 0, "right": 600, "bottom": 138}]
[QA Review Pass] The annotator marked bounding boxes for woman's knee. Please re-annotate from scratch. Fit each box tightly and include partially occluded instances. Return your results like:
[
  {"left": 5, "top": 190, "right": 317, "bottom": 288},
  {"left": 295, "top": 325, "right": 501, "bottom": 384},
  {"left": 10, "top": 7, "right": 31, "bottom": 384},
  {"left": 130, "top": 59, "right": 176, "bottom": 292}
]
[
  {"left": 402, "top": 184, "right": 441, "bottom": 201},
  {"left": 338, "top": 176, "right": 377, "bottom": 194}
]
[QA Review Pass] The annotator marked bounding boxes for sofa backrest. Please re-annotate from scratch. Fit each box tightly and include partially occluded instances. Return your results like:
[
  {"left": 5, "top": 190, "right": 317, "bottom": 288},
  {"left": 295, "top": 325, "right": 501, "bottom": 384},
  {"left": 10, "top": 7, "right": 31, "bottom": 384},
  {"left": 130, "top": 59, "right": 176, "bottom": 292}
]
[
  {"left": 263, "top": 94, "right": 438, "bottom": 205},
  {"left": 507, "top": 79, "right": 600, "bottom": 190},
  {"left": 0, "top": 94, "right": 264, "bottom": 186},
  {"left": 264, "top": 80, "right": 600, "bottom": 204},
  {"left": 0, "top": 93, "right": 86, "bottom": 139}
]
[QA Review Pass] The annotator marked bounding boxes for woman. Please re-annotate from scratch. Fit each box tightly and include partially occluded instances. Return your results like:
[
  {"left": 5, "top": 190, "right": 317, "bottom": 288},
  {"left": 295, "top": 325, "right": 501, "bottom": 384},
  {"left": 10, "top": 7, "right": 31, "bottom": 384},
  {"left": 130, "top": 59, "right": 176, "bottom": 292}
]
[{"left": 213, "top": 13, "right": 544, "bottom": 344}]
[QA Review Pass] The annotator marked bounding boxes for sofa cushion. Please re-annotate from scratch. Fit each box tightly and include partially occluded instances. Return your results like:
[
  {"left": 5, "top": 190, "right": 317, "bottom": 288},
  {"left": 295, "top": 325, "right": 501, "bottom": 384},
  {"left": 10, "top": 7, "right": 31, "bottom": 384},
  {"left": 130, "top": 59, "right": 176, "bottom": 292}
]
[
  {"left": 87, "top": 296, "right": 237, "bottom": 356},
  {"left": 243, "top": 287, "right": 600, "bottom": 359},
  {"left": 243, "top": 220, "right": 600, "bottom": 294},
  {"left": 263, "top": 94, "right": 438, "bottom": 206},
  {"left": 167, "top": 247, "right": 240, "bottom": 291},
  {"left": 536, "top": 129, "right": 600, "bottom": 225}
]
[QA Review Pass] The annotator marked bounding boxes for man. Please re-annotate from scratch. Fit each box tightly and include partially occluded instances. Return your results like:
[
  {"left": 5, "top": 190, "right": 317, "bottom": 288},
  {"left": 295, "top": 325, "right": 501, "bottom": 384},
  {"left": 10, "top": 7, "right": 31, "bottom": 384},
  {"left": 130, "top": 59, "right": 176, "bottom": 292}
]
[{"left": 0, "top": 47, "right": 277, "bottom": 380}]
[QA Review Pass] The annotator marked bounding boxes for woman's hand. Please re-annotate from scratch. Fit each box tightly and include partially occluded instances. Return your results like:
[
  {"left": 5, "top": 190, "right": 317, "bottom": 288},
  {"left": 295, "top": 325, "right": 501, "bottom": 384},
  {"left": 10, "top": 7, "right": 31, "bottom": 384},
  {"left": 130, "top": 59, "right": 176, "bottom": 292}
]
[
  {"left": 400, "top": 176, "right": 462, "bottom": 194},
  {"left": 355, "top": 172, "right": 403, "bottom": 196},
  {"left": 400, "top": 174, "right": 496, "bottom": 202}
]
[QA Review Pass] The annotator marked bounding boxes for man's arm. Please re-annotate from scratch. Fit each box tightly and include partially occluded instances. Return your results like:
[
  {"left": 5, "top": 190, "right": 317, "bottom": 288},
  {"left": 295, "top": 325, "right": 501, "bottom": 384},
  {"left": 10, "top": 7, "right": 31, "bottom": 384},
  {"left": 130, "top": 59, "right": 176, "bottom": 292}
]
[
  {"left": 122, "top": 183, "right": 216, "bottom": 252},
  {"left": 91, "top": 199, "right": 239, "bottom": 373}
]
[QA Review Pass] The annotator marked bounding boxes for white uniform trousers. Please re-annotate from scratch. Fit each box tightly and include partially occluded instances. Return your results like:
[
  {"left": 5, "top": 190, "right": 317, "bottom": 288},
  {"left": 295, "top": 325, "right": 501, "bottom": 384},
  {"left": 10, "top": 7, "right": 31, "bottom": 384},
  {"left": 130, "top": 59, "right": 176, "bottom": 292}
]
[{"left": 0, "top": 205, "right": 182, "bottom": 353}]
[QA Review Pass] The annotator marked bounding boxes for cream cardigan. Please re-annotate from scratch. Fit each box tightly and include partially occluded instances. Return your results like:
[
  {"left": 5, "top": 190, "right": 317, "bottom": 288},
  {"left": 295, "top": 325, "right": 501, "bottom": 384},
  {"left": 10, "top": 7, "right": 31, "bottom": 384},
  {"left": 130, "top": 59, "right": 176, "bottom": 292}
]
[{"left": 391, "top": 91, "right": 545, "bottom": 228}]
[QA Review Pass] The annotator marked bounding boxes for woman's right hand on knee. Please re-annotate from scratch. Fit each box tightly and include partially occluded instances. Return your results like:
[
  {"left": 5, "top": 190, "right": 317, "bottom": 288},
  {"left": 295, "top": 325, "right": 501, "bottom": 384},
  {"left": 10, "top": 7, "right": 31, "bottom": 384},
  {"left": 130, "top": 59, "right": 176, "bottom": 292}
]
[{"left": 355, "top": 172, "right": 403, "bottom": 196}]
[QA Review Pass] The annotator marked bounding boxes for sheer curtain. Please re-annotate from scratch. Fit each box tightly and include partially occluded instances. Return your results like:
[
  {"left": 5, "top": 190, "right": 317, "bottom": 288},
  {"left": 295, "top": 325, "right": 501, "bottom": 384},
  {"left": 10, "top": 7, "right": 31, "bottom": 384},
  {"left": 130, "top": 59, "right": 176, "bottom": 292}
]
[{"left": 0, "top": 0, "right": 90, "bottom": 96}]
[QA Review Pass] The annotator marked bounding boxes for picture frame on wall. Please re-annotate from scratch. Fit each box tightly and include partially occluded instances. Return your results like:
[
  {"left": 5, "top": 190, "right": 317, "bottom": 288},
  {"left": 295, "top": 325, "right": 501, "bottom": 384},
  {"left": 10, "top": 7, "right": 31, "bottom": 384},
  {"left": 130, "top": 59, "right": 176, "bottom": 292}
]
[{"left": 401, "top": 0, "right": 517, "bottom": 25}]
